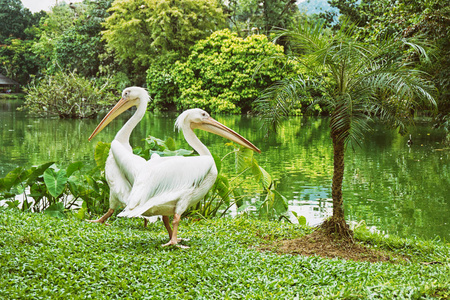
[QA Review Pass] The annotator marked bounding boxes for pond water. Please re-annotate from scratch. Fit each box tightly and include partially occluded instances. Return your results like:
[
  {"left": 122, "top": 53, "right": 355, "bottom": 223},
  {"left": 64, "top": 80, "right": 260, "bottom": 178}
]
[{"left": 1, "top": 98, "right": 449, "bottom": 241}]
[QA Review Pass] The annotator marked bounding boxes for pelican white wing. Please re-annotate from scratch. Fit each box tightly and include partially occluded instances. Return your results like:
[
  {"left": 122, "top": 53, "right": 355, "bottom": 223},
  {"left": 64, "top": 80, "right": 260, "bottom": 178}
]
[
  {"left": 110, "top": 140, "right": 147, "bottom": 183},
  {"left": 117, "top": 155, "right": 217, "bottom": 218}
]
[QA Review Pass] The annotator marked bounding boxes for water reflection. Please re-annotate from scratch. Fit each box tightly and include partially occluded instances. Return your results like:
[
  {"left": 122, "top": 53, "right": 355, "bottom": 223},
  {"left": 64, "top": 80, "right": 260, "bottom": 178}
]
[{"left": 1, "top": 98, "right": 449, "bottom": 241}]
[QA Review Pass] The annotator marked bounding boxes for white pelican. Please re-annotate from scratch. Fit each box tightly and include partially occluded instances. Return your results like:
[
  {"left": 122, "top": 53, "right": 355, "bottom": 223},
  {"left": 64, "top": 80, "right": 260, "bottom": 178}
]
[
  {"left": 87, "top": 86, "right": 149, "bottom": 225},
  {"left": 116, "top": 108, "right": 261, "bottom": 247}
]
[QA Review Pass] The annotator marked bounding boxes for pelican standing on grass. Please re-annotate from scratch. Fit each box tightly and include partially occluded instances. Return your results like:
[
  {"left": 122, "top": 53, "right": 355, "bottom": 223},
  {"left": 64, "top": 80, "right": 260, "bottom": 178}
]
[
  {"left": 116, "top": 109, "right": 260, "bottom": 247},
  {"left": 87, "top": 86, "right": 150, "bottom": 226}
]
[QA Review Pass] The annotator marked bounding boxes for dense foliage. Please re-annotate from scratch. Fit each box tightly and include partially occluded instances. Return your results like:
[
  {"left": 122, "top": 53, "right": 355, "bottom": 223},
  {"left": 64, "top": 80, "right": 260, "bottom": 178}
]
[
  {"left": 325, "top": 0, "right": 450, "bottom": 118},
  {"left": 1, "top": 0, "right": 448, "bottom": 120},
  {"left": 20, "top": 71, "right": 117, "bottom": 118},
  {"left": 0, "top": 0, "right": 43, "bottom": 43},
  {"left": 0, "top": 208, "right": 449, "bottom": 298},
  {"left": 147, "top": 29, "right": 292, "bottom": 113},
  {"left": 226, "top": 0, "right": 300, "bottom": 36},
  {"left": 102, "top": 0, "right": 226, "bottom": 83},
  {"left": 0, "top": 0, "right": 45, "bottom": 83},
  {"left": 0, "top": 135, "right": 286, "bottom": 220}
]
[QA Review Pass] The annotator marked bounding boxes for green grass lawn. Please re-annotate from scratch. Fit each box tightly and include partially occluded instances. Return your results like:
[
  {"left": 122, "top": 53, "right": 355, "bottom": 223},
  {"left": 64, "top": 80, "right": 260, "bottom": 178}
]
[{"left": 1, "top": 207, "right": 449, "bottom": 299}]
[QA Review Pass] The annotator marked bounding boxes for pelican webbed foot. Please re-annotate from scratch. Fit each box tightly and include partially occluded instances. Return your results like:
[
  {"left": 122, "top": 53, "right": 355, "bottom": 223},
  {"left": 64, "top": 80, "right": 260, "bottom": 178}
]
[
  {"left": 86, "top": 208, "right": 114, "bottom": 226},
  {"left": 86, "top": 219, "right": 111, "bottom": 226},
  {"left": 162, "top": 240, "right": 189, "bottom": 249}
]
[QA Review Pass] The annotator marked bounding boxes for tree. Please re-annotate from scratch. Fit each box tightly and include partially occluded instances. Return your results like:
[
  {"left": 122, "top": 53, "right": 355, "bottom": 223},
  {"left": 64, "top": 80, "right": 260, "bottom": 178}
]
[
  {"left": 32, "top": 2, "right": 85, "bottom": 74},
  {"left": 0, "top": 38, "right": 44, "bottom": 84},
  {"left": 52, "top": 0, "right": 114, "bottom": 77},
  {"left": 0, "top": 0, "right": 36, "bottom": 43},
  {"left": 148, "top": 29, "right": 292, "bottom": 113},
  {"left": 256, "top": 19, "right": 436, "bottom": 238},
  {"left": 102, "top": 0, "right": 226, "bottom": 83},
  {"left": 326, "top": 0, "right": 450, "bottom": 135},
  {"left": 0, "top": 0, "right": 46, "bottom": 83},
  {"left": 225, "top": 0, "right": 299, "bottom": 37}
]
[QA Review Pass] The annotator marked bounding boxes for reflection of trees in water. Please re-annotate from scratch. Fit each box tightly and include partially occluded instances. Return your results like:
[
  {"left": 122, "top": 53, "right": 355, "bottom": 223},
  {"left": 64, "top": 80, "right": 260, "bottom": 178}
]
[{"left": 344, "top": 124, "right": 450, "bottom": 240}]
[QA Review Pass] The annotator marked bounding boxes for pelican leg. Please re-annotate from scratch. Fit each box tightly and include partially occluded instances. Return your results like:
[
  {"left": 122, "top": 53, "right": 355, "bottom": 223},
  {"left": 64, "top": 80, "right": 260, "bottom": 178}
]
[
  {"left": 162, "top": 216, "right": 173, "bottom": 239},
  {"left": 162, "top": 214, "right": 188, "bottom": 248},
  {"left": 86, "top": 208, "right": 114, "bottom": 226},
  {"left": 144, "top": 218, "right": 148, "bottom": 228}
]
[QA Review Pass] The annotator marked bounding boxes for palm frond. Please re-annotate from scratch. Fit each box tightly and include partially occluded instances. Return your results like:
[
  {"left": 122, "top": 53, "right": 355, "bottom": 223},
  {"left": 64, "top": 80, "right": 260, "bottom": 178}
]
[{"left": 255, "top": 76, "right": 307, "bottom": 133}]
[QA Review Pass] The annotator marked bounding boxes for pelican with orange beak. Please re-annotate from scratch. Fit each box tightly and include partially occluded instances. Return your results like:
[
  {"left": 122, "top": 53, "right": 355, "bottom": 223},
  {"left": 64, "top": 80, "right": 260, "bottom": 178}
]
[
  {"left": 87, "top": 86, "right": 150, "bottom": 225},
  {"left": 116, "top": 108, "right": 261, "bottom": 248}
]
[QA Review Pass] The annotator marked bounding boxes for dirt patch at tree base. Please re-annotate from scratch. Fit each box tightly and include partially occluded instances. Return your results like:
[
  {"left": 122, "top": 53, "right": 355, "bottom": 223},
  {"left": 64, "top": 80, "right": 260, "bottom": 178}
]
[{"left": 260, "top": 229, "right": 403, "bottom": 263}]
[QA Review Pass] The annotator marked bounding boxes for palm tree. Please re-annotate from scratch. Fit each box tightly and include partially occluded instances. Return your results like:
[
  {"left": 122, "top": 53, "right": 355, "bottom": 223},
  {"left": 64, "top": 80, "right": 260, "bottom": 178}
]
[{"left": 256, "top": 19, "right": 436, "bottom": 239}]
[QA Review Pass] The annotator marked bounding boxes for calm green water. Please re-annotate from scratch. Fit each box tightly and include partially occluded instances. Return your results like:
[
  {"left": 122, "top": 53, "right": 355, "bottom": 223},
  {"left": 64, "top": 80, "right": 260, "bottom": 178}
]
[{"left": 1, "top": 98, "right": 449, "bottom": 241}]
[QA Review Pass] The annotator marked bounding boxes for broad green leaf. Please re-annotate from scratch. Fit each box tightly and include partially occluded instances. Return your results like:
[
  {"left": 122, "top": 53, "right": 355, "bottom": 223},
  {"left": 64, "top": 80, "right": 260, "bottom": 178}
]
[
  {"left": 298, "top": 215, "right": 307, "bottom": 226},
  {"left": 0, "top": 167, "right": 32, "bottom": 192},
  {"left": 68, "top": 176, "right": 83, "bottom": 197},
  {"left": 85, "top": 175, "right": 99, "bottom": 194},
  {"left": 133, "top": 147, "right": 143, "bottom": 156},
  {"left": 5, "top": 200, "right": 20, "bottom": 208},
  {"left": 258, "top": 166, "right": 272, "bottom": 189},
  {"left": 44, "top": 202, "right": 66, "bottom": 219},
  {"left": 233, "top": 187, "right": 244, "bottom": 207},
  {"left": 165, "top": 137, "right": 176, "bottom": 151},
  {"left": 235, "top": 147, "right": 253, "bottom": 173},
  {"left": 26, "top": 162, "right": 55, "bottom": 186},
  {"left": 66, "top": 162, "right": 84, "bottom": 177},
  {"left": 250, "top": 158, "right": 262, "bottom": 181},
  {"left": 44, "top": 169, "right": 68, "bottom": 198},
  {"left": 214, "top": 175, "right": 230, "bottom": 205},
  {"left": 175, "top": 149, "right": 194, "bottom": 156},
  {"left": 74, "top": 200, "right": 88, "bottom": 220},
  {"left": 145, "top": 136, "right": 166, "bottom": 150},
  {"left": 159, "top": 149, "right": 194, "bottom": 157},
  {"left": 291, "top": 211, "right": 307, "bottom": 225},
  {"left": 94, "top": 141, "right": 110, "bottom": 170},
  {"left": 236, "top": 203, "right": 252, "bottom": 213},
  {"left": 29, "top": 183, "right": 46, "bottom": 201},
  {"left": 212, "top": 153, "right": 221, "bottom": 173},
  {"left": 272, "top": 190, "right": 288, "bottom": 215}
]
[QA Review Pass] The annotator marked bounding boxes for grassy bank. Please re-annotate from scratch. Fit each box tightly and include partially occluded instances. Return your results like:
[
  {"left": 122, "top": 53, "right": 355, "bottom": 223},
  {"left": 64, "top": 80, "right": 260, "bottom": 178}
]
[
  {"left": 0, "top": 93, "right": 25, "bottom": 100},
  {"left": 0, "top": 207, "right": 449, "bottom": 299}
]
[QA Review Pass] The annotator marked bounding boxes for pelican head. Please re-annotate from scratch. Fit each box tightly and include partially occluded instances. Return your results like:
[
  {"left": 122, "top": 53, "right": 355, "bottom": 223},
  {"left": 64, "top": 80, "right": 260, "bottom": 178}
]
[
  {"left": 89, "top": 87, "right": 150, "bottom": 141},
  {"left": 175, "top": 108, "right": 261, "bottom": 153}
]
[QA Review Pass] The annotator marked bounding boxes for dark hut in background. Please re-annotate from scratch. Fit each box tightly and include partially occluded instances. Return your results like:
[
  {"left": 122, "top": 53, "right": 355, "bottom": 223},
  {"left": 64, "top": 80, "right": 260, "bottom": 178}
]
[{"left": 0, "top": 73, "right": 20, "bottom": 93}]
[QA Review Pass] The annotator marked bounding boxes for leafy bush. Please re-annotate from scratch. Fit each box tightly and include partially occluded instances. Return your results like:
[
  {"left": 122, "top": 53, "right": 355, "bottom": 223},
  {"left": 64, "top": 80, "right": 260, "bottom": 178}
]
[
  {"left": 189, "top": 145, "right": 288, "bottom": 220},
  {"left": 20, "top": 71, "right": 117, "bottom": 118},
  {"left": 147, "top": 29, "right": 294, "bottom": 114},
  {"left": 145, "top": 54, "right": 180, "bottom": 112},
  {"left": 0, "top": 135, "right": 287, "bottom": 221},
  {"left": 0, "top": 142, "right": 111, "bottom": 218}
]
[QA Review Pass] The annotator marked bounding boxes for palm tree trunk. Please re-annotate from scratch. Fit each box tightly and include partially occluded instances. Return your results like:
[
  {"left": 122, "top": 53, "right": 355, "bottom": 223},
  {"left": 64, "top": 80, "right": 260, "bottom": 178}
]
[
  {"left": 321, "top": 130, "right": 353, "bottom": 240},
  {"left": 331, "top": 135, "right": 345, "bottom": 221}
]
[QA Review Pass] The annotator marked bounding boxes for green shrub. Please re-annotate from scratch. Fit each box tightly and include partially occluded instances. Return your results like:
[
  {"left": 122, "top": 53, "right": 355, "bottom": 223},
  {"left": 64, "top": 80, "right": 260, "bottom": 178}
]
[
  {"left": 20, "top": 71, "right": 117, "bottom": 118},
  {"left": 147, "top": 29, "right": 295, "bottom": 114},
  {"left": 145, "top": 54, "right": 180, "bottom": 112}
]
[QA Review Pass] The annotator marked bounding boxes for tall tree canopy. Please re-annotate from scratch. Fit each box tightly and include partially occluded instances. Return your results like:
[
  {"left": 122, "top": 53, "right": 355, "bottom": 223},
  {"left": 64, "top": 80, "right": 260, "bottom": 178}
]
[
  {"left": 0, "top": 0, "right": 42, "bottom": 43},
  {"left": 225, "top": 0, "right": 299, "bottom": 36},
  {"left": 0, "top": 0, "right": 46, "bottom": 83},
  {"left": 326, "top": 0, "right": 450, "bottom": 118},
  {"left": 102, "top": 0, "right": 226, "bottom": 81}
]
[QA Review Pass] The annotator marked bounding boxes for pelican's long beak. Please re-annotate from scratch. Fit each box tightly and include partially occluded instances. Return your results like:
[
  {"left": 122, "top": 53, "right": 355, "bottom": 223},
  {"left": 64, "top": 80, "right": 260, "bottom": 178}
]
[
  {"left": 193, "top": 117, "right": 261, "bottom": 153},
  {"left": 88, "top": 97, "right": 136, "bottom": 141}
]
